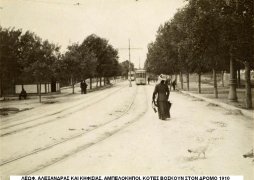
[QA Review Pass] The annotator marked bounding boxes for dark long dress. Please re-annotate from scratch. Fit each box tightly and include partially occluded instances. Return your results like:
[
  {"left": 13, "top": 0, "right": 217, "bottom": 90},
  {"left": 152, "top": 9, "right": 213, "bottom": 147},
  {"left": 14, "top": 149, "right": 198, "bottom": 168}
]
[{"left": 152, "top": 81, "right": 169, "bottom": 120}]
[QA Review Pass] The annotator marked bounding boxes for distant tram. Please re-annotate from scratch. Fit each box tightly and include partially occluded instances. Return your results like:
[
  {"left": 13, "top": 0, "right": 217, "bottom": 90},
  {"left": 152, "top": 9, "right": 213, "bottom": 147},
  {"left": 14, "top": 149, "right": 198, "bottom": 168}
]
[
  {"left": 128, "top": 71, "right": 135, "bottom": 81},
  {"left": 135, "top": 69, "right": 146, "bottom": 85}
]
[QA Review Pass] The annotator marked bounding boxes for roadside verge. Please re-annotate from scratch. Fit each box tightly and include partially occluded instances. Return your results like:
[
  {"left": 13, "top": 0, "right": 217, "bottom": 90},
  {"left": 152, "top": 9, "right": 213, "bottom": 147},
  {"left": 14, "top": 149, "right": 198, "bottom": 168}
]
[{"left": 179, "top": 90, "right": 253, "bottom": 119}]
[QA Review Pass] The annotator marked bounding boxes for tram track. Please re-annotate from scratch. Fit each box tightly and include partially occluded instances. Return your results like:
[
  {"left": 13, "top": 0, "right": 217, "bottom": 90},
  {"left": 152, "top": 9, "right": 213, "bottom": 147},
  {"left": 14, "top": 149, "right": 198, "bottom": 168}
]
[
  {"left": 0, "top": 84, "right": 128, "bottom": 137},
  {"left": 28, "top": 86, "right": 149, "bottom": 175},
  {"left": 0, "top": 86, "right": 148, "bottom": 178},
  {"left": 0, "top": 82, "right": 120, "bottom": 125},
  {"left": 0, "top": 85, "right": 138, "bottom": 166},
  {"left": 0, "top": 84, "right": 124, "bottom": 127}
]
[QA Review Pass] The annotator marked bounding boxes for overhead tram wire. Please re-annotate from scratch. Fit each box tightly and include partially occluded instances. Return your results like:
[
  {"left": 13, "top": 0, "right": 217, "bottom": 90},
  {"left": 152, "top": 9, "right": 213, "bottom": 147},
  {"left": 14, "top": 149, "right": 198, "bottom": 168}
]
[{"left": 117, "top": 39, "right": 142, "bottom": 87}]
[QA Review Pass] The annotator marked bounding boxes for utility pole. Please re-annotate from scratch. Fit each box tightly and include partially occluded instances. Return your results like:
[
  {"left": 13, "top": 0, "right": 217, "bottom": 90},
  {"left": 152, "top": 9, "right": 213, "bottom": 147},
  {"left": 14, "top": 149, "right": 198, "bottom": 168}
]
[
  {"left": 139, "top": 57, "right": 141, "bottom": 69},
  {"left": 226, "top": 0, "right": 238, "bottom": 102},
  {"left": 228, "top": 46, "right": 237, "bottom": 101},
  {"left": 128, "top": 39, "right": 132, "bottom": 87},
  {"left": 118, "top": 39, "right": 142, "bottom": 87}
]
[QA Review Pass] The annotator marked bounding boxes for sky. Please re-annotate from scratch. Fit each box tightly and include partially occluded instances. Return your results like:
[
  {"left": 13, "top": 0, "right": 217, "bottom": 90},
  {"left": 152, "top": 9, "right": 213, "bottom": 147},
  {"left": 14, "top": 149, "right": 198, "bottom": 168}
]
[{"left": 0, "top": 0, "right": 186, "bottom": 68}]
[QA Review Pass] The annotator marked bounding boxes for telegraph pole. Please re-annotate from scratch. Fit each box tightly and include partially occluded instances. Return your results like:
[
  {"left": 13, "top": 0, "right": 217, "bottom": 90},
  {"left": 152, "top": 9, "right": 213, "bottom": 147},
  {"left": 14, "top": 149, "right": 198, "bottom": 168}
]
[
  {"left": 118, "top": 39, "right": 142, "bottom": 87},
  {"left": 226, "top": 0, "right": 238, "bottom": 102},
  {"left": 228, "top": 47, "right": 237, "bottom": 101},
  {"left": 128, "top": 39, "right": 132, "bottom": 87}
]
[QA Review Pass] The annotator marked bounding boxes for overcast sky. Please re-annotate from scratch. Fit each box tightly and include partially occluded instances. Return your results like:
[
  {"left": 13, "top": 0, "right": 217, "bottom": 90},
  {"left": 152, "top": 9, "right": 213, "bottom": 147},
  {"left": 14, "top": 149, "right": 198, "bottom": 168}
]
[{"left": 0, "top": 0, "right": 186, "bottom": 68}]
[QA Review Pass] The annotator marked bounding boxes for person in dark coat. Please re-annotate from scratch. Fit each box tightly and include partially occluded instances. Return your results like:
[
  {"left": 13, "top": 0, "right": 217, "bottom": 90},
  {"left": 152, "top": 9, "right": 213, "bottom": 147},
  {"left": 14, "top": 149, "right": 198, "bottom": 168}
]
[
  {"left": 172, "top": 79, "right": 176, "bottom": 90},
  {"left": 165, "top": 78, "right": 171, "bottom": 118},
  {"left": 83, "top": 81, "right": 88, "bottom": 94},
  {"left": 19, "top": 87, "right": 27, "bottom": 100},
  {"left": 152, "top": 74, "right": 170, "bottom": 120},
  {"left": 80, "top": 80, "right": 84, "bottom": 94}
]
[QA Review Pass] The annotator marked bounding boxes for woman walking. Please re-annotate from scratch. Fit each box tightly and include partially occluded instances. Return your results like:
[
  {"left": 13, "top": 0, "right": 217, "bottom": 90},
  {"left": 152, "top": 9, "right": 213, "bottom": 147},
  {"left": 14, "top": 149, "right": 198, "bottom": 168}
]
[{"left": 152, "top": 74, "right": 170, "bottom": 120}]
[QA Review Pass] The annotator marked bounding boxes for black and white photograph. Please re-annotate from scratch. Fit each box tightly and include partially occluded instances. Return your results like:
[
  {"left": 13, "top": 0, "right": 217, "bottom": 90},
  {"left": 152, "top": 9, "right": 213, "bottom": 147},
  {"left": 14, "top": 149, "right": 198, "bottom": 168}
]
[{"left": 0, "top": 0, "right": 253, "bottom": 180}]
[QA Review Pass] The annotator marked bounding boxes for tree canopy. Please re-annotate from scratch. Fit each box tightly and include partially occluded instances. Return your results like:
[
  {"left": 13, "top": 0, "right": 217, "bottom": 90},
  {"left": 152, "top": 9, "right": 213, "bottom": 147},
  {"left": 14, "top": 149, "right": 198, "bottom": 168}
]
[
  {"left": 145, "top": 0, "right": 254, "bottom": 75},
  {"left": 0, "top": 28, "right": 122, "bottom": 96}
]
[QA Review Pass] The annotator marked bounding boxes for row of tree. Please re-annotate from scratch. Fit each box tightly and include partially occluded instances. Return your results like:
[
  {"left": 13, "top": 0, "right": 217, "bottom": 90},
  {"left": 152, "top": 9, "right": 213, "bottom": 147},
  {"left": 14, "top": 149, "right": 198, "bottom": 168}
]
[
  {"left": 60, "top": 34, "right": 120, "bottom": 94},
  {"left": 0, "top": 27, "right": 61, "bottom": 101},
  {"left": 145, "top": 0, "right": 253, "bottom": 108},
  {"left": 0, "top": 27, "right": 132, "bottom": 101}
]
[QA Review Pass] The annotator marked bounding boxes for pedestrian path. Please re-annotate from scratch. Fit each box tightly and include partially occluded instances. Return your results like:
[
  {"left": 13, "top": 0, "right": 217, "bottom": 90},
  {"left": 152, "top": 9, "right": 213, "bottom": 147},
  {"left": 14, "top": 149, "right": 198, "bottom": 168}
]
[{"left": 179, "top": 89, "right": 253, "bottom": 119}]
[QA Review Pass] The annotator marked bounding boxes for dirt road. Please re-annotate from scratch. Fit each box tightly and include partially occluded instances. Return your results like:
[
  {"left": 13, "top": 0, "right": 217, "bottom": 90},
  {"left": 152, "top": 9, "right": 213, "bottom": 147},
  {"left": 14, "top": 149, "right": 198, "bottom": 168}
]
[{"left": 0, "top": 81, "right": 253, "bottom": 180}]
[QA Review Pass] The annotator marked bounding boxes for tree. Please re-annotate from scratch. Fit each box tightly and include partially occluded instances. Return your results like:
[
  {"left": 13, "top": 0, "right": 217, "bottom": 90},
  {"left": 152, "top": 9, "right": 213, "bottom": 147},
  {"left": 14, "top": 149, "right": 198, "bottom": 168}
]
[
  {"left": 120, "top": 60, "right": 134, "bottom": 79},
  {"left": 0, "top": 27, "right": 22, "bottom": 96},
  {"left": 233, "top": 0, "right": 253, "bottom": 108},
  {"left": 80, "top": 34, "right": 120, "bottom": 86},
  {"left": 24, "top": 40, "right": 60, "bottom": 102},
  {"left": 61, "top": 43, "right": 83, "bottom": 94},
  {"left": 145, "top": 0, "right": 253, "bottom": 107},
  {"left": 221, "top": 0, "right": 253, "bottom": 108},
  {"left": 0, "top": 27, "right": 61, "bottom": 101}
]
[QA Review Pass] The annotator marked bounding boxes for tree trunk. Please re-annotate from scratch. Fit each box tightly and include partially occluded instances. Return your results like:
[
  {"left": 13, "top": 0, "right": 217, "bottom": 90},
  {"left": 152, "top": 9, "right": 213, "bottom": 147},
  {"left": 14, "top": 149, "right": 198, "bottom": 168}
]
[
  {"left": 221, "top": 71, "right": 224, "bottom": 87},
  {"left": 90, "top": 78, "right": 92, "bottom": 89},
  {"left": 45, "top": 83, "right": 47, "bottom": 93},
  {"left": 0, "top": 76, "right": 3, "bottom": 97},
  {"left": 228, "top": 48, "right": 238, "bottom": 102},
  {"left": 174, "top": 73, "right": 178, "bottom": 83},
  {"left": 100, "top": 77, "right": 102, "bottom": 87},
  {"left": 71, "top": 76, "right": 75, "bottom": 94},
  {"left": 180, "top": 72, "right": 183, "bottom": 90},
  {"left": 104, "top": 77, "right": 106, "bottom": 85},
  {"left": 38, "top": 83, "right": 42, "bottom": 103},
  {"left": 13, "top": 79, "right": 16, "bottom": 95},
  {"left": 70, "top": 77, "right": 73, "bottom": 87},
  {"left": 237, "top": 69, "right": 241, "bottom": 88},
  {"left": 72, "top": 83, "right": 75, "bottom": 94},
  {"left": 198, "top": 72, "right": 201, "bottom": 94},
  {"left": 245, "top": 61, "right": 252, "bottom": 109},
  {"left": 213, "top": 69, "right": 218, "bottom": 98},
  {"left": 186, "top": 72, "right": 190, "bottom": 91}
]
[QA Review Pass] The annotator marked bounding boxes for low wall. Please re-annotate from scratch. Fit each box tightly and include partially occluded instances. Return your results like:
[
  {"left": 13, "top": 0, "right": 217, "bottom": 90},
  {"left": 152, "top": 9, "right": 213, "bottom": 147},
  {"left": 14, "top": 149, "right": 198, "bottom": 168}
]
[{"left": 15, "top": 83, "right": 60, "bottom": 94}]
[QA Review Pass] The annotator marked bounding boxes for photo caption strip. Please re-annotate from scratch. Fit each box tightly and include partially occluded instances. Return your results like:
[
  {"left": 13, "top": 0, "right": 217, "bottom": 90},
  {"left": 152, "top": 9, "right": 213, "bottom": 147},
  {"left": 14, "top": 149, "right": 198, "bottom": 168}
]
[{"left": 10, "top": 176, "right": 243, "bottom": 180}]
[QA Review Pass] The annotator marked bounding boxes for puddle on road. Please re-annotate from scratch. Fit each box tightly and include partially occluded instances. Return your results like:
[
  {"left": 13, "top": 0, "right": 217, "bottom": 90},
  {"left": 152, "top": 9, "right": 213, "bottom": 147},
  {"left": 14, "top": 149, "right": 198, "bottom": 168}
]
[
  {"left": 0, "top": 107, "right": 33, "bottom": 116},
  {"left": 0, "top": 107, "right": 19, "bottom": 116}
]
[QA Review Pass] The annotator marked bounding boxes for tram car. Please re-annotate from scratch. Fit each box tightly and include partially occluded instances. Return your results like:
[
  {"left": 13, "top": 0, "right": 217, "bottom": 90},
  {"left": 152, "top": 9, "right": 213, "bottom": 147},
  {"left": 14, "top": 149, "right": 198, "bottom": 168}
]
[
  {"left": 135, "top": 69, "right": 146, "bottom": 85},
  {"left": 128, "top": 71, "right": 135, "bottom": 81}
]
